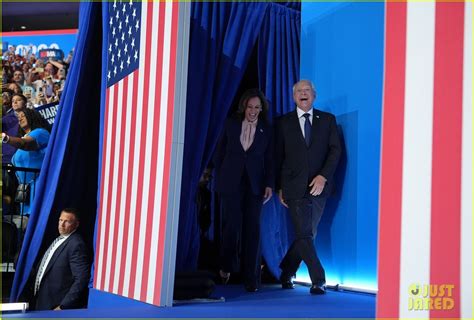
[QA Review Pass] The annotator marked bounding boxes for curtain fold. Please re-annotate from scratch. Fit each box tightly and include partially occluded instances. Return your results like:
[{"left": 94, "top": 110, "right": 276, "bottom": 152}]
[
  {"left": 176, "top": 1, "right": 268, "bottom": 271},
  {"left": 11, "top": 2, "right": 102, "bottom": 301},
  {"left": 258, "top": 3, "right": 301, "bottom": 117},
  {"left": 177, "top": 2, "right": 301, "bottom": 275},
  {"left": 258, "top": 3, "right": 301, "bottom": 279}
]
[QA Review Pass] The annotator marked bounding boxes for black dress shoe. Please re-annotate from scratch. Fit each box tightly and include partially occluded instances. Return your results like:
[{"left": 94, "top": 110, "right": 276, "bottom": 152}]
[
  {"left": 310, "top": 284, "right": 326, "bottom": 294},
  {"left": 281, "top": 279, "right": 295, "bottom": 289},
  {"left": 219, "top": 270, "right": 230, "bottom": 285},
  {"left": 280, "top": 274, "right": 295, "bottom": 289},
  {"left": 245, "top": 285, "right": 258, "bottom": 292}
]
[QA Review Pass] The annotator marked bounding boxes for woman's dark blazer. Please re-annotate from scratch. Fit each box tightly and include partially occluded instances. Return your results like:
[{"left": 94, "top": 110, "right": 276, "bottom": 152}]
[{"left": 213, "top": 117, "right": 274, "bottom": 196}]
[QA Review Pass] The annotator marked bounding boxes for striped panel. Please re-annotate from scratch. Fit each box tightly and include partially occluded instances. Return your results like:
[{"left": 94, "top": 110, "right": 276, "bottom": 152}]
[
  {"left": 398, "top": 2, "right": 435, "bottom": 318},
  {"left": 94, "top": 0, "right": 179, "bottom": 306},
  {"left": 378, "top": 1, "right": 471, "bottom": 318}
]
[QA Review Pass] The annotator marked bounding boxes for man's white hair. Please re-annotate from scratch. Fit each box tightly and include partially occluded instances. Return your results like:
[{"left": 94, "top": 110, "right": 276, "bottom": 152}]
[{"left": 292, "top": 79, "right": 316, "bottom": 95}]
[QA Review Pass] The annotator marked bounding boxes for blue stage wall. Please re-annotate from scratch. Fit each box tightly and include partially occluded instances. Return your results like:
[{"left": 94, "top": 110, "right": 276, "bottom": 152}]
[
  {"left": 2, "top": 30, "right": 77, "bottom": 58},
  {"left": 297, "top": 2, "right": 385, "bottom": 290}
]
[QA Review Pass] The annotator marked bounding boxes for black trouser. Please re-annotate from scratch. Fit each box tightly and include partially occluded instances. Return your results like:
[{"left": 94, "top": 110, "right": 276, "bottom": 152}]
[
  {"left": 280, "top": 194, "right": 326, "bottom": 285},
  {"left": 220, "top": 172, "right": 263, "bottom": 287}
]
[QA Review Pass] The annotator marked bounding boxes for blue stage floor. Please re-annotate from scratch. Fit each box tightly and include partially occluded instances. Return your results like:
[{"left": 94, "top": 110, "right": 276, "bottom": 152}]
[{"left": 4, "top": 284, "right": 376, "bottom": 318}]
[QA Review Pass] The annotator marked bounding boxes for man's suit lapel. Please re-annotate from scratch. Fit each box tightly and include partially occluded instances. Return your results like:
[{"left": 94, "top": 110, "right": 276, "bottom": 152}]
[
  {"left": 42, "top": 235, "right": 72, "bottom": 277},
  {"left": 288, "top": 110, "right": 306, "bottom": 146},
  {"left": 309, "top": 108, "right": 321, "bottom": 147}
]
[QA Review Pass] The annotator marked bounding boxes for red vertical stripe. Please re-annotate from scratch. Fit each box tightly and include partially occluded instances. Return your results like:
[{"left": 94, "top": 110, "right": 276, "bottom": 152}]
[
  {"left": 140, "top": 1, "right": 166, "bottom": 301},
  {"left": 128, "top": 0, "right": 154, "bottom": 297},
  {"left": 100, "top": 86, "right": 120, "bottom": 290},
  {"left": 94, "top": 90, "right": 110, "bottom": 288},
  {"left": 430, "top": 3, "right": 464, "bottom": 318},
  {"left": 109, "top": 77, "right": 129, "bottom": 290},
  {"left": 118, "top": 70, "right": 140, "bottom": 295},
  {"left": 154, "top": 2, "right": 179, "bottom": 305},
  {"left": 376, "top": 1, "right": 407, "bottom": 318}
]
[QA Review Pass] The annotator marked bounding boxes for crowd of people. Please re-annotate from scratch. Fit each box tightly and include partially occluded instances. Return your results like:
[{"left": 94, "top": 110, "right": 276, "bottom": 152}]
[
  {"left": 2, "top": 45, "right": 73, "bottom": 108},
  {"left": 1, "top": 45, "right": 69, "bottom": 226}
]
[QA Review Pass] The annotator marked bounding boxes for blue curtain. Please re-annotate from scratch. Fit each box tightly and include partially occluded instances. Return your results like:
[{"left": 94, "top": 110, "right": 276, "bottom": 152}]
[
  {"left": 176, "top": 2, "right": 268, "bottom": 271},
  {"left": 258, "top": 3, "right": 301, "bottom": 278},
  {"left": 177, "top": 2, "right": 301, "bottom": 275},
  {"left": 258, "top": 3, "right": 300, "bottom": 118},
  {"left": 11, "top": 2, "right": 102, "bottom": 301}
]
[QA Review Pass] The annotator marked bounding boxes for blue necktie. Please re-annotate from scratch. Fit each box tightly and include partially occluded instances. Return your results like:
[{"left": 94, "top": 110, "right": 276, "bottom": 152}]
[{"left": 303, "top": 113, "right": 311, "bottom": 146}]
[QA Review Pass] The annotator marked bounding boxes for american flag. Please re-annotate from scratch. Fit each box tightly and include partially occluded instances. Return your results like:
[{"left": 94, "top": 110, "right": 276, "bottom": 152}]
[
  {"left": 377, "top": 1, "right": 472, "bottom": 319},
  {"left": 94, "top": 0, "right": 179, "bottom": 306}
]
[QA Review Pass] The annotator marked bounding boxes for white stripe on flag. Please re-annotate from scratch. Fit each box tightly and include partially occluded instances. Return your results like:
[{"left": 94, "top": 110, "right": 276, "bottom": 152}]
[
  {"left": 461, "top": 2, "right": 472, "bottom": 318},
  {"left": 113, "top": 74, "right": 134, "bottom": 294},
  {"left": 147, "top": 1, "right": 173, "bottom": 303},
  {"left": 105, "top": 79, "right": 124, "bottom": 292},
  {"left": 129, "top": 1, "right": 153, "bottom": 300},
  {"left": 96, "top": 86, "right": 115, "bottom": 290},
  {"left": 123, "top": 0, "right": 148, "bottom": 297},
  {"left": 140, "top": 1, "right": 161, "bottom": 302},
  {"left": 399, "top": 2, "right": 435, "bottom": 318}
]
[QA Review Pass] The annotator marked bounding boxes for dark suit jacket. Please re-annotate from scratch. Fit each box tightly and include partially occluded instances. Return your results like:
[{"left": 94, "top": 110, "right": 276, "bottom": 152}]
[
  {"left": 214, "top": 117, "right": 274, "bottom": 195},
  {"left": 32, "top": 232, "right": 90, "bottom": 310},
  {"left": 275, "top": 108, "right": 341, "bottom": 200}
]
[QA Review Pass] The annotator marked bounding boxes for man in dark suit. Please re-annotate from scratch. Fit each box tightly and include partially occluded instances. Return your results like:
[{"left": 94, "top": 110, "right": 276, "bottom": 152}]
[
  {"left": 29, "top": 208, "right": 90, "bottom": 310},
  {"left": 275, "top": 80, "right": 341, "bottom": 294}
]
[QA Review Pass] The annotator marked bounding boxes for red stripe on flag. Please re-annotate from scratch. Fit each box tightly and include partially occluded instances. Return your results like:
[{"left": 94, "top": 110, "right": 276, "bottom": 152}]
[
  {"left": 430, "top": 3, "right": 464, "bottom": 318},
  {"left": 154, "top": 1, "right": 179, "bottom": 305},
  {"left": 141, "top": 1, "right": 166, "bottom": 301},
  {"left": 94, "top": 89, "right": 110, "bottom": 289},
  {"left": 376, "top": 1, "right": 407, "bottom": 318},
  {"left": 128, "top": 0, "right": 155, "bottom": 297},
  {"left": 118, "top": 70, "right": 140, "bottom": 296},
  {"left": 109, "top": 76, "right": 129, "bottom": 290},
  {"left": 101, "top": 85, "right": 120, "bottom": 290}
]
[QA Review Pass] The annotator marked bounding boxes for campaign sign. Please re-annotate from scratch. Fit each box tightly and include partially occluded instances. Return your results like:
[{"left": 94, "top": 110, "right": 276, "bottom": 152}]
[
  {"left": 36, "top": 103, "right": 59, "bottom": 125},
  {"left": 39, "top": 49, "right": 64, "bottom": 61}
]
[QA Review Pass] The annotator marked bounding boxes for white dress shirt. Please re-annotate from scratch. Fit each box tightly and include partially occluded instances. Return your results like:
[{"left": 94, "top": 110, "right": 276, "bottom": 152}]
[{"left": 296, "top": 107, "right": 313, "bottom": 138}]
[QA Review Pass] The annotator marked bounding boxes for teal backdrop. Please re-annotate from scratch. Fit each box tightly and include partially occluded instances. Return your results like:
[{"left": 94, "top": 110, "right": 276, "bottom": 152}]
[{"left": 297, "top": 2, "right": 385, "bottom": 291}]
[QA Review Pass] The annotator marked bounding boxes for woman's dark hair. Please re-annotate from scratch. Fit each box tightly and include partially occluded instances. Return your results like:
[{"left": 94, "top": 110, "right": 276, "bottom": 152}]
[
  {"left": 12, "top": 93, "right": 27, "bottom": 106},
  {"left": 3, "top": 89, "right": 14, "bottom": 107},
  {"left": 236, "top": 88, "right": 269, "bottom": 123},
  {"left": 8, "top": 83, "right": 23, "bottom": 94},
  {"left": 18, "top": 108, "right": 51, "bottom": 136}
]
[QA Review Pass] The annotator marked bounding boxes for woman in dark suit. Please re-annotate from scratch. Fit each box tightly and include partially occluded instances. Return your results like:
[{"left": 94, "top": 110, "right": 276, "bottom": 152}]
[{"left": 213, "top": 89, "right": 274, "bottom": 292}]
